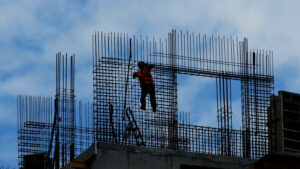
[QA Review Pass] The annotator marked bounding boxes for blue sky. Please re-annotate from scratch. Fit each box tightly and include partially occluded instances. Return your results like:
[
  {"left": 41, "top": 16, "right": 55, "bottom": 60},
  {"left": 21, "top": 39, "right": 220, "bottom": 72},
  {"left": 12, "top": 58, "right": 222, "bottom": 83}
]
[{"left": 1, "top": 0, "right": 300, "bottom": 167}]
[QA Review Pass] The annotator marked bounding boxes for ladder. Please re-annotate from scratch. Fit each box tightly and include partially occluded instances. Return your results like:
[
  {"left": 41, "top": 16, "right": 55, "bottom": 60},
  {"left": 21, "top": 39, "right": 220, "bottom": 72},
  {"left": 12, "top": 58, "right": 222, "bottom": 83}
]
[{"left": 122, "top": 107, "right": 145, "bottom": 146}]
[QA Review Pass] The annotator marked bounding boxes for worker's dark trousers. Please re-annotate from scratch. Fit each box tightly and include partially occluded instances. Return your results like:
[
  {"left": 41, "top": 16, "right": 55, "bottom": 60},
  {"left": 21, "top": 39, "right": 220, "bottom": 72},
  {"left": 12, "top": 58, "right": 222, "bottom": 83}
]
[{"left": 141, "top": 84, "right": 156, "bottom": 111}]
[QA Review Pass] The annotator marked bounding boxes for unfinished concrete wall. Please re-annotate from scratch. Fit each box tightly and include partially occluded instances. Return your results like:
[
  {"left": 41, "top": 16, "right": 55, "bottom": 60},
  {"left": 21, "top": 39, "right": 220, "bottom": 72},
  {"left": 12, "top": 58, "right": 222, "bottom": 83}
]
[
  {"left": 85, "top": 143, "right": 254, "bottom": 169},
  {"left": 269, "top": 91, "right": 300, "bottom": 153}
]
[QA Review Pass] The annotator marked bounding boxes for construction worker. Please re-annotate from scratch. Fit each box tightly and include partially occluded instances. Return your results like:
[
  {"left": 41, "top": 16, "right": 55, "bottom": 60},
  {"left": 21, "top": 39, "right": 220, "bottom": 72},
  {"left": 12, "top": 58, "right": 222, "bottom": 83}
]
[{"left": 133, "top": 61, "right": 157, "bottom": 112}]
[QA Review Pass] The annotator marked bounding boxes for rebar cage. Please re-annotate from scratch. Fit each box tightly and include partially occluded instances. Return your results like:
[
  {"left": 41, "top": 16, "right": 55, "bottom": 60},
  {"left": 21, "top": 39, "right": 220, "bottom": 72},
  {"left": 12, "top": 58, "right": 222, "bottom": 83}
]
[
  {"left": 17, "top": 54, "right": 94, "bottom": 169},
  {"left": 17, "top": 29, "right": 274, "bottom": 169},
  {"left": 92, "top": 30, "right": 274, "bottom": 159}
]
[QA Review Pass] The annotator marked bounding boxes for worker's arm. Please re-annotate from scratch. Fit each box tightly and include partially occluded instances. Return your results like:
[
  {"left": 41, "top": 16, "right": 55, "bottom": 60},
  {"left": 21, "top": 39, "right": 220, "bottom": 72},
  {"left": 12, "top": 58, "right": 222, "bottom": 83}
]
[{"left": 146, "top": 64, "right": 155, "bottom": 69}]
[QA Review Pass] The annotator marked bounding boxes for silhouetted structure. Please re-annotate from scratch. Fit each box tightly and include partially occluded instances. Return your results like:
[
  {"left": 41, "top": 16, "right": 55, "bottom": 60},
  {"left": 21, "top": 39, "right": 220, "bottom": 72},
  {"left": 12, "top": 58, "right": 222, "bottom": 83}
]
[
  {"left": 18, "top": 29, "right": 275, "bottom": 169},
  {"left": 17, "top": 54, "right": 93, "bottom": 169},
  {"left": 92, "top": 30, "right": 274, "bottom": 159},
  {"left": 269, "top": 91, "right": 300, "bottom": 153}
]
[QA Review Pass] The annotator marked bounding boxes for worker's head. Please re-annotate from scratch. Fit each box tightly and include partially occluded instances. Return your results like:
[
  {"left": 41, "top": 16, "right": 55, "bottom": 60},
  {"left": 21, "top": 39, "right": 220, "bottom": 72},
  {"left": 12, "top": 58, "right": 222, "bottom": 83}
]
[{"left": 138, "top": 61, "right": 145, "bottom": 69}]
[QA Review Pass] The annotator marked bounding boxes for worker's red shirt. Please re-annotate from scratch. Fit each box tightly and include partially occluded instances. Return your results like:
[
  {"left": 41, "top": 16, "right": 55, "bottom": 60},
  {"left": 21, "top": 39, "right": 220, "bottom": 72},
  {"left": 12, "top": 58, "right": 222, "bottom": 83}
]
[{"left": 136, "top": 68, "right": 154, "bottom": 86}]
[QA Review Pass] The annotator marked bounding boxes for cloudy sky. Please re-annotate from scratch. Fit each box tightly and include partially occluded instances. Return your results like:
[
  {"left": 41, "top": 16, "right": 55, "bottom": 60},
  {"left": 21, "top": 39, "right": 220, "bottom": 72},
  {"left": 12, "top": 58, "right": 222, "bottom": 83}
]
[{"left": 1, "top": 0, "right": 300, "bottom": 167}]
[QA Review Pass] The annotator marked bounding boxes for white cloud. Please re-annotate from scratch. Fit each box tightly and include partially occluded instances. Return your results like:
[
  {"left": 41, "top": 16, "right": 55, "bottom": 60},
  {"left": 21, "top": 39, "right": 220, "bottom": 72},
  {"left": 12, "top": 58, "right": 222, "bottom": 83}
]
[
  {"left": 178, "top": 76, "right": 218, "bottom": 127},
  {"left": 0, "top": 66, "right": 55, "bottom": 96},
  {"left": 178, "top": 76, "right": 243, "bottom": 129}
]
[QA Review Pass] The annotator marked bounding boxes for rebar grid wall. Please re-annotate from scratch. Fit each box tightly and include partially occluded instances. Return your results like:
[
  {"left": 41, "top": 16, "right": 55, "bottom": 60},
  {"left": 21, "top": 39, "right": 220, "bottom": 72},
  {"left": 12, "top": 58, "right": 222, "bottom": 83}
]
[
  {"left": 17, "top": 96, "right": 93, "bottom": 169},
  {"left": 51, "top": 53, "right": 76, "bottom": 168},
  {"left": 93, "top": 30, "right": 274, "bottom": 159},
  {"left": 17, "top": 54, "right": 94, "bottom": 169},
  {"left": 76, "top": 101, "right": 94, "bottom": 154},
  {"left": 17, "top": 95, "right": 53, "bottom": 168},
  {"left": 92, "top": 32, "right": 177, "bottom": 148},
  {"left": 241, "top": 49, "right": 274, "bottom": 158}
]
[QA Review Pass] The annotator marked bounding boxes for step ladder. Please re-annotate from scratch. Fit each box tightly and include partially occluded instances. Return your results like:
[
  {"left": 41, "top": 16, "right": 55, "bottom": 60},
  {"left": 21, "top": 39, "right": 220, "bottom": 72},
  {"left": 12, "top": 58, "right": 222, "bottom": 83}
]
[{"left": 122, "top": 107, "right": 145, "bottom": 146}]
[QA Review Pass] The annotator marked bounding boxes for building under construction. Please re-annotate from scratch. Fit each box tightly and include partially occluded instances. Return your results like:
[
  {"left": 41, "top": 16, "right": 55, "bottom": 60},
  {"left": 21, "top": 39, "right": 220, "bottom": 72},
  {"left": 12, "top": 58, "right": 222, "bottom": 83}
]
[{"left": 17, "top": 30, "right": 300, "bottom": 169}]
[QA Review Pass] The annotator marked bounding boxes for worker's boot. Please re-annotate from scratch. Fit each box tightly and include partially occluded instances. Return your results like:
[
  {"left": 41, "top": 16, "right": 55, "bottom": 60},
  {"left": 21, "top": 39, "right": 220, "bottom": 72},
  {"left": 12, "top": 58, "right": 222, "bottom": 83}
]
[
  {"left": 140, "top": 105, "right": 146, "bottom": 110},
  {"left": 152, "top": 106, "right": 156, "bottom": 112}
]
